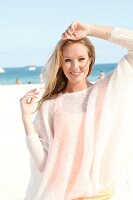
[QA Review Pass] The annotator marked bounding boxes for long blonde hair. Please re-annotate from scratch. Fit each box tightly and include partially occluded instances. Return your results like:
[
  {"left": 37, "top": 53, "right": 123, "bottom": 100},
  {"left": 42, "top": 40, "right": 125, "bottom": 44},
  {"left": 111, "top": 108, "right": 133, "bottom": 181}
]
[{"left": 37, "top": 37, "right": 95, "bottom": 111}]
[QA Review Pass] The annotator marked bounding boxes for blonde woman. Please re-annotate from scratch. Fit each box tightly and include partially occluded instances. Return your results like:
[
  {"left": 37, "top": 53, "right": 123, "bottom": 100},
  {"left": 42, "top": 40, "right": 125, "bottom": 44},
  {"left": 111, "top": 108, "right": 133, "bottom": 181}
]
[{"left": 20, "top": 21, "right": 133, "bottom": 200}]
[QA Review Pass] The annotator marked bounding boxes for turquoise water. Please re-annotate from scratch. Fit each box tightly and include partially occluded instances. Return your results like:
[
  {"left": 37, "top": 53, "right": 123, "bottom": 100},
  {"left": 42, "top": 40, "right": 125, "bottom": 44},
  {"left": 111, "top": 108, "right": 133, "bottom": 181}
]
[
  {"left": 0, "top": 63, "right": 117, "bottom": 85},
  {"left": 88, "top": 63, "right": 116, "bottom": 82}
]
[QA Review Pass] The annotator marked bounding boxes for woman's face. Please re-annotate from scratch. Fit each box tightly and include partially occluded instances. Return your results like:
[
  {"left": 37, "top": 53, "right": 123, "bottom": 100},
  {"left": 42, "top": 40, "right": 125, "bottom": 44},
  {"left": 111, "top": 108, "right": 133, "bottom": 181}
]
[{"left": 61, "top": 42, "right": 91, "bottom": 84}]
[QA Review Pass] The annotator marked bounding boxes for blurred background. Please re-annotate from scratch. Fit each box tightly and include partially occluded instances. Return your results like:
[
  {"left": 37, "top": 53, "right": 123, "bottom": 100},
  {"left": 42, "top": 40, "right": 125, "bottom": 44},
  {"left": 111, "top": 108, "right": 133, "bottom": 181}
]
[{"left": 0, "top": 0, "right": 133, "bottom": 85}]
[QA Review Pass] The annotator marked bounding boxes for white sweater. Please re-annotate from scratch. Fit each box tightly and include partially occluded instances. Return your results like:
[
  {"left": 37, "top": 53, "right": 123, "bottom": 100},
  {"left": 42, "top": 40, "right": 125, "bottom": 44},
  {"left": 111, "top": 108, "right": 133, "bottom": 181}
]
[{"left": 24, "top": 27, "right": 133, "bottom": 200}]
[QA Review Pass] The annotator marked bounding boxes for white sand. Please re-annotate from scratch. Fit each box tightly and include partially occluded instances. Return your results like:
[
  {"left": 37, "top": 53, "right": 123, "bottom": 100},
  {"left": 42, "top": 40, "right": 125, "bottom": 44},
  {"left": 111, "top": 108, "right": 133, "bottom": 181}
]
[
  {"left": 0, "top": 84, "right": 40, "bottom": 200},
  {"left": 0, "top": 84, "right": 133, "bottom": 200}
]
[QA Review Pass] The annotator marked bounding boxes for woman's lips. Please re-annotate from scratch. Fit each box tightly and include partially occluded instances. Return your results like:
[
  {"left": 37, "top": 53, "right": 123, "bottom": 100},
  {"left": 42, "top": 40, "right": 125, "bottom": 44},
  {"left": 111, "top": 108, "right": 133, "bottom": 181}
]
[{"left": 70, "top": 72, "right": 81, "bottom": 77}]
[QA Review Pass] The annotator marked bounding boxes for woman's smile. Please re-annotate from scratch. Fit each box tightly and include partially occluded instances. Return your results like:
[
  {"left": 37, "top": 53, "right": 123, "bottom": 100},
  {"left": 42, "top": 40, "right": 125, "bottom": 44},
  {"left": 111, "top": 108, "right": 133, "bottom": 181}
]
[
  {"left": 70, "top": 71, "right": 82, "bottom": 78},
  {"left": 62, "top": 43, "right": 90, "bottom": 84}
]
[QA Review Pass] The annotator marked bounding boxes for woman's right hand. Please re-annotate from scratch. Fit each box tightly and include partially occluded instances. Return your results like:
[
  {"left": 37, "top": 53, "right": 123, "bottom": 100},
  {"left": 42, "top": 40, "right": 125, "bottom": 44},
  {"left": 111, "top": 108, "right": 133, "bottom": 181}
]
[
  {"left": 19, "top": 88, "right": 39, "bottom": 116},
  {"left": 61, "top": 21, "right": 92, "bottom": 40}
]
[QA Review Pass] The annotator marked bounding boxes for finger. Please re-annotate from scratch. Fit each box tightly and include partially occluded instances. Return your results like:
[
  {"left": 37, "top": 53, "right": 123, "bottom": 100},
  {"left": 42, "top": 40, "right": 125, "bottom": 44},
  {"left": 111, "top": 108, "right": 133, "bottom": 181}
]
[
  {"left": 26, "top": 94, "right": 39, "bottom": 98},
  {"left": 26, "top": 97, "right": 32, "bottom": 104},
  {"left": 27, "top": 88, "right": 38, "bottom": 93},
  {"left": 71, "top": 21, "right": 78, "bottom": 31},
  {"left": 26, "top": 91, "right": 39, "bottom": 96},
  {"left": 61, "top": 32, "right": 65, "bottom": 39},
  {"left": 61, "top": 24, "right": 73, "bottom": 39},
  {"left": 66, "top": 27, "right": 73, "bottom": 36},
  {"left": 61, "top": 32, "right": 76, "bottom": 40},
  {"left": 70, "top": 21, "right": 80, "bottom": 38},
  {"left": 20, "top": 94, "right": 38, "bottom": 103},
  {"left": 26, "top": 96, "right": 37, "bottom": 104},
  {"left": 61, "top": 32, "right": 69, "bottom": 40},
  {"left": 68, "top": 25, "right": 74, "bottom": 32}
]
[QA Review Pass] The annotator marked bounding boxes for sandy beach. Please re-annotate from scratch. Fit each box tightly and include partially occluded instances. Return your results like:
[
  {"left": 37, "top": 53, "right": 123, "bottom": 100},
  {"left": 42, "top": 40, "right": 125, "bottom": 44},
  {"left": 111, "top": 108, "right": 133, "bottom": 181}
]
[
  {"left": 0, "top": 84, "right": 133, "bottom": 200},
  {"left": 0, "top": 84, "right": 40, "bottom": 200}
]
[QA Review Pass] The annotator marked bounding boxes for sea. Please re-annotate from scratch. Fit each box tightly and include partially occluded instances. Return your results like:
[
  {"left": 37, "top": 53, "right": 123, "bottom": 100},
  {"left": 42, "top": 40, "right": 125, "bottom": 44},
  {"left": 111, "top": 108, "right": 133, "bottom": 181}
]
[{"left": 0, "top": 63, "right": 117, "bottom": 85}]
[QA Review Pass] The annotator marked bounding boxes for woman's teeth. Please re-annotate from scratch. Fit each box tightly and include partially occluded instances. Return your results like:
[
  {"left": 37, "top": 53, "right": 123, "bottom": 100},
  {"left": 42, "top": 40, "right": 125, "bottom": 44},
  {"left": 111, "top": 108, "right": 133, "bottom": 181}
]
[{"left": 70, "top": 72, "right": 80, "bottom": 77}]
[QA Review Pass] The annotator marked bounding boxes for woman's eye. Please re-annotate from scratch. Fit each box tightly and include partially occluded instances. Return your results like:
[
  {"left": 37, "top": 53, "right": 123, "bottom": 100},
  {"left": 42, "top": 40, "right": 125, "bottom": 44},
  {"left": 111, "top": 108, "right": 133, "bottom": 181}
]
[
  {"left": 64, "top": 59, "right": 71, "bottom": 63},
  {"left": 79, "top": 58, "right": 85, "bottom": 61}
]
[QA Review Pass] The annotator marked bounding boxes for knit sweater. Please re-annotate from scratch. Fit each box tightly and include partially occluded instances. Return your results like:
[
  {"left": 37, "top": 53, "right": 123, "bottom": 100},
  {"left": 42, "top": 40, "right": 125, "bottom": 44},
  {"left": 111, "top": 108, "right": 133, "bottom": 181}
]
[{"left": 24, "top": 27, "right": 133, "bottom": 200}]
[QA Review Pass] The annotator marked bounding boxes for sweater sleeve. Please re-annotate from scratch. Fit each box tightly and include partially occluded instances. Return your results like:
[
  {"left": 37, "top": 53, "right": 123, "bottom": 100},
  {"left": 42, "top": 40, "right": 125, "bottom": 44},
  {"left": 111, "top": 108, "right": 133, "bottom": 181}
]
[
  {"left": 25, "top": 108, "right": 49, "bottom": 172},
  {"left": 108, "top": 27, "right": 133, "bottom": 67}
]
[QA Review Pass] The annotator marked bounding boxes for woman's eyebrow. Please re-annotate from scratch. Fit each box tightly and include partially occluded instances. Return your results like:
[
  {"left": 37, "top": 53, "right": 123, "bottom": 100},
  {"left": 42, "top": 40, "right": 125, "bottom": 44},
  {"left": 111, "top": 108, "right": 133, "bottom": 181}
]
[
  {"left": 64, "top": 55, "right": 86, "bottom": 58},
  {"left": 63, "top": 56, "right": 72, "bottom": 59}
]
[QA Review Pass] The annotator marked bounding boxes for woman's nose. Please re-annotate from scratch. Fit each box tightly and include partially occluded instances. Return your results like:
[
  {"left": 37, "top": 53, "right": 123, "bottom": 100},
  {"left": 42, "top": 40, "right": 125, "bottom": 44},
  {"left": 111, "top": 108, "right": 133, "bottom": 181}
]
[{"left": 71, "top": 60, "right": 79, "bottom": 69}]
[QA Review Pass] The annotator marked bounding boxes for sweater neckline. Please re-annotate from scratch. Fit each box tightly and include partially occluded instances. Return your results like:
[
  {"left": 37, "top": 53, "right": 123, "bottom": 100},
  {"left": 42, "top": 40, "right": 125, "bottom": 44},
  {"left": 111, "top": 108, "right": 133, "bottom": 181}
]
[{"left": 61, "top": 83, "right": 94, "bottom": 96}]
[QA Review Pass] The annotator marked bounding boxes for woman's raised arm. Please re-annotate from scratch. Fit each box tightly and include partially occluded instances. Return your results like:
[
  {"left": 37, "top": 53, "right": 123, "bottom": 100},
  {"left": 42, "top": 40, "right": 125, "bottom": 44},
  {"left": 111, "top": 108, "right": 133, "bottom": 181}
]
[
  {"left": 61, "top": 21, "right": 113, "bottom": 41},
  {"left": 62, "top": 21, "right": 133, "bottom": 66}
]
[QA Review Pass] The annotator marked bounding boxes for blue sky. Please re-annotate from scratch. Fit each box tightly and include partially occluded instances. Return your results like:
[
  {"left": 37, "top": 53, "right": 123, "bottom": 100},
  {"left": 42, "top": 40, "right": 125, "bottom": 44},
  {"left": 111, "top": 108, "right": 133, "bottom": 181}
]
[{"left": 0, "top": 0, "right": 133, "bottom": 67}]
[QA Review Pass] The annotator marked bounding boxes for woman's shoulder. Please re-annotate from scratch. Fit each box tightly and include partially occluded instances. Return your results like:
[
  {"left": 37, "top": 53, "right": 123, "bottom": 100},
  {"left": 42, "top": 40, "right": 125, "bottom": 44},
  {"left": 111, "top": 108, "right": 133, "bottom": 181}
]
[
  {"left": 40, "top": 98, "right": 56, "bottom": 108},
  {"left": 91, "top": 72, "right": 113, "bottom": 94}
]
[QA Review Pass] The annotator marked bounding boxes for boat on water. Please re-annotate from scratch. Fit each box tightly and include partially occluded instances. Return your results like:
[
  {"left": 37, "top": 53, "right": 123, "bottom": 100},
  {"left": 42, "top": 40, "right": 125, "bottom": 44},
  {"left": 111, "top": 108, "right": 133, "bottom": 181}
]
[
  {"left": 28, "top": 66, "right": 36, "bottom": 71},
  {"left": 0, "top": 67, "right": 5, "bottom": 73},
  {"left": 25, "top": 65, "right": 36, "bottom": 71}
]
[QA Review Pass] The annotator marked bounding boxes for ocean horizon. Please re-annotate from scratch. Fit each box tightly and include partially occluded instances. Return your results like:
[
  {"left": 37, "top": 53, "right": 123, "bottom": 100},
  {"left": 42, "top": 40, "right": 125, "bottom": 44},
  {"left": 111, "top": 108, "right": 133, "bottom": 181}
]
[{"left": 0, "top": 63, "right": 117, "bottom": 85}]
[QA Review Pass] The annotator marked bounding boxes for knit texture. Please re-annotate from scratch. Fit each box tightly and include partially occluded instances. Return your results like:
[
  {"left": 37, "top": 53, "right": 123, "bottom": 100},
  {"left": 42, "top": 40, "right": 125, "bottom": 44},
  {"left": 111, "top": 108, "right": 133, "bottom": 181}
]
[{"left": 24, "top": 27, "right": 133, "bottom": 200}]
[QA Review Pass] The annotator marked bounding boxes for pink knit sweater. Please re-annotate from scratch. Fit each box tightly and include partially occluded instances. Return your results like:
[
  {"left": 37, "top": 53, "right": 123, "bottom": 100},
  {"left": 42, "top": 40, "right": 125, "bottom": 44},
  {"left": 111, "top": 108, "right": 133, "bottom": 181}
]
[{"left": 24, "top": 27, "right": 133, "bottom": 200}]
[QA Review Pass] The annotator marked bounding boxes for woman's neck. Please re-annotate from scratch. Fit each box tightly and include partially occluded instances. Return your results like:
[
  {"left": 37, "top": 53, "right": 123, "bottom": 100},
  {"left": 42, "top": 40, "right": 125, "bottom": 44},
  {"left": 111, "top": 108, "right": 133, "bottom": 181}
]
[{"left": 64, "top": 80, "right": 91, "bottom": 93}]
